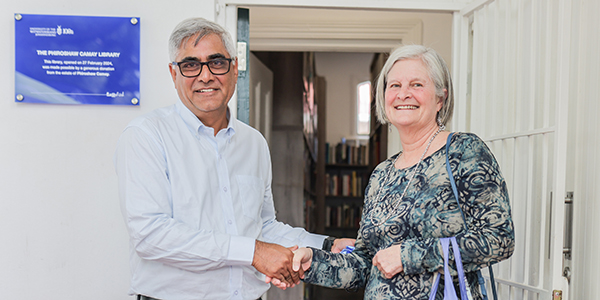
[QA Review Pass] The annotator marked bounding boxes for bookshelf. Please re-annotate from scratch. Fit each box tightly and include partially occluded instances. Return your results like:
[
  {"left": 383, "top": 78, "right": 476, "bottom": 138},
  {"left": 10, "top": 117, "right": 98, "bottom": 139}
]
[
  {"left": 302, "top": 53, "right": 322, "bottom": 237},
  {"left": 368, "top": 53, "right": 389, "bottom": 172},
  {"left": 303, "top": 52, "right": 391, "bottom": 300},
  {"left": 306, "top": 64, "right": 367, "bottom": 300},
  {"left": 311, "top": 160, "right": 366, "bottom": 299},
  {"left": 323, "top": 138, "right": 370, "bottom": 237},
  {"left": 324, "top": 163, "right": 368, "bottom": 238}
]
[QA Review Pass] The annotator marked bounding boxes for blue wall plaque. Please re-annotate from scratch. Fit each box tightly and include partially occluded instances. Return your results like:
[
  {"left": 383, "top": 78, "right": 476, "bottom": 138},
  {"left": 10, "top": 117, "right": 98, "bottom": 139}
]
[{"left": 15, "top": 14, "right": 140, "bottom": 105}]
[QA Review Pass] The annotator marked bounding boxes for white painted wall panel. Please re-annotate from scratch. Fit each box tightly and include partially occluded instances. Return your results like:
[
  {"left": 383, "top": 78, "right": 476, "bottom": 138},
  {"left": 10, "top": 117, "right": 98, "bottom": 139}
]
[
  {"left": 0, "top": 1, "right": 214, "bottom": 299},
  {"left": 457, "top": 0, "right": 572, "bottom": 298},
  {"left": 459, "top": 0, "right": 600, "bottom": 299}
]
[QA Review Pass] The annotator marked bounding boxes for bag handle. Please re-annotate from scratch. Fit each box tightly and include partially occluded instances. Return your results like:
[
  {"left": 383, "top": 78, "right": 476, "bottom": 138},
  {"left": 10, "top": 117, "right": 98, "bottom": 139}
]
[
  {"left": 428, "top": 237, "right": 469, "bottom": 300},
  {"left": 445, "top": 132, "right": 467, "bottom": 225},
  {"left": 445, "top": 132, "right": 497, "bottom": 300}
]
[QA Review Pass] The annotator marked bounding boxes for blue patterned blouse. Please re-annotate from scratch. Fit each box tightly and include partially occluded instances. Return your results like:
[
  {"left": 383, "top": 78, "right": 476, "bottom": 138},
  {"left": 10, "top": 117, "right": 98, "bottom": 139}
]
[{"left": 303, "top": 132, "right": 515, "bottom": 300}]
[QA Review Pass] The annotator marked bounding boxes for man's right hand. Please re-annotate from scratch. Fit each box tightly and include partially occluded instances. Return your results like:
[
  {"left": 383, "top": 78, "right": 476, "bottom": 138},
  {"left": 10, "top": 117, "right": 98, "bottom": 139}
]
[
  {"left": 271, "top": 246, "right": 314, "bottom": 290},
  {"left": 252, "top": 240, "right": 301, "bottom": 288}
]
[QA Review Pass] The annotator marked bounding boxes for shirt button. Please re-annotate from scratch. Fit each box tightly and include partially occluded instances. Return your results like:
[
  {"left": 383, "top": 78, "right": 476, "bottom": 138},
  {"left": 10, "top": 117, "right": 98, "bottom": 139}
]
[
  {"left": 228, "top": 220, "right": 232, "bottom": 225},
  {"left": 223, "top": 187, "right": 228, "bottom": 192},
  {"left": 234, "top": 291, "right": 238, "bottom": 295}
]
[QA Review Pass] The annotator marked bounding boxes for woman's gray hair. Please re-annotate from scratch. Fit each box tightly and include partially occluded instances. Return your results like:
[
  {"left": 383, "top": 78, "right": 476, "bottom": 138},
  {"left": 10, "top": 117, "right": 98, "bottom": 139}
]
[
  {"left": 168, "top": 17, "right": 237, "bottom": 63},
  {"left": 374, "top": 45, "right": 454, "bottom": 126}
]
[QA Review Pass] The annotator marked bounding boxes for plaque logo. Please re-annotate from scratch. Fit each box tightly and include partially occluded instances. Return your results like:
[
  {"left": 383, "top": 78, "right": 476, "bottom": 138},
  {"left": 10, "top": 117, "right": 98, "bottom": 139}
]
[
  {"left": 29, "top": 25, "right": 74, "bottom": 37},
  {"left": 57, "top": 25, "right": 74, "bottom": 35}
]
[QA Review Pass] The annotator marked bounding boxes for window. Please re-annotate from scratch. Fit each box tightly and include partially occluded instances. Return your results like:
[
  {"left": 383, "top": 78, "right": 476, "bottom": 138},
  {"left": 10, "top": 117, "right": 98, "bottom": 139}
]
[{"left": 356, "top": 81, "right": 371, "bottom": 136}]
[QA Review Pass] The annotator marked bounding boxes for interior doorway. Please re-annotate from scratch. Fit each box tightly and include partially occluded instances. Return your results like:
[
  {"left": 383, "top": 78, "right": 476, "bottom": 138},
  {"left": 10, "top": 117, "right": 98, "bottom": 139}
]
[
  {"left": 222, "top": 4, "right": 454, "bottom": 300},
  {"left": 246, "top": 5, "right": 453, "bottom": 158}
]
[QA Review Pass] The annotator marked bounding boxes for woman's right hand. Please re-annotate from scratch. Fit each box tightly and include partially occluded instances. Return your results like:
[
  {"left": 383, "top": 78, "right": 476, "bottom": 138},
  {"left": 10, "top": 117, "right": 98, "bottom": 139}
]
[
  {"left": 270, "top": 247, "right": 314, "bottom": 290},
  {"left": 292, "top": 247, "right": 314, "bottom": 279}
]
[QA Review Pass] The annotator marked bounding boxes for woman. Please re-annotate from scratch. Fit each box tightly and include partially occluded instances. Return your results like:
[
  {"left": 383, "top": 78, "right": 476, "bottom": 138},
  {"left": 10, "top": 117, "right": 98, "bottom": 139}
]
[{"left": 284, "top": 45, "right": 515, "bottom": 299}]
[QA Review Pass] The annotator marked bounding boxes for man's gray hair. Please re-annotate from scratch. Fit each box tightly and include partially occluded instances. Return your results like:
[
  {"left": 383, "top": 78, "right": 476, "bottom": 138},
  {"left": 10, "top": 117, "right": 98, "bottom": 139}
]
[
  {"left": 168, "top": 17, "right": 237, "bottom": 63},
  {"left": 374, "top": 45, "right": 454, "bottom": 126}
]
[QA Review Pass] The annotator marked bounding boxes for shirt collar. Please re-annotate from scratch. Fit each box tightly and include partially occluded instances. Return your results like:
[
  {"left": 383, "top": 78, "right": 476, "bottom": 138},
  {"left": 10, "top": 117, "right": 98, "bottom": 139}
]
[{"left": 175, "top": 100, "right": 236, "bottom": 139}]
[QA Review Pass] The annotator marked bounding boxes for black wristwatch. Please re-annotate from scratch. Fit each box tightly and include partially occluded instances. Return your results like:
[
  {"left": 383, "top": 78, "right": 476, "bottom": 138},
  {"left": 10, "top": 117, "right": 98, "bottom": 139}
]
[{"left": 322, "top": 236, "right": 336, "bottom": 251}]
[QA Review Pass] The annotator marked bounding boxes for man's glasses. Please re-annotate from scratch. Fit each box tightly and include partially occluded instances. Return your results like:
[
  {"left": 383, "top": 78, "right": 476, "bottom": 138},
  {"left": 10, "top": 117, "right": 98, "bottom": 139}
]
[{"left": 172, "top": 58, "right": 233, "bottom": 77}]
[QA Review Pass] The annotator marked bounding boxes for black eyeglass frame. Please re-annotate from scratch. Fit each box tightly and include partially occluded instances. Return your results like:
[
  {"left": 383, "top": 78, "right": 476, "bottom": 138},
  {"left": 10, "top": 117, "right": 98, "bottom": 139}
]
[{"left": 172, "top": 58, "right": 233, "bottom": 77}]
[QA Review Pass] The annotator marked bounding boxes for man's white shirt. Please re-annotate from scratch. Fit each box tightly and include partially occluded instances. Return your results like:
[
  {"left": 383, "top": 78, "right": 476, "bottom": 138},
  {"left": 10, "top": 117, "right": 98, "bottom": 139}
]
[{"left": 114, "top": 101, "right": 325, "bottom": 300}]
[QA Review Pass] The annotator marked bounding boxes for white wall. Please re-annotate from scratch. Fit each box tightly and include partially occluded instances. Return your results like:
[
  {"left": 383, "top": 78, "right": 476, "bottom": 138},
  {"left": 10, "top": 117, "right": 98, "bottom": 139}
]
[
  {"left": 0, "top": 1, "right": 214, "bottom": 299},
  {"left": 315, "top": 52, "right": 373, "bottom": 145}
]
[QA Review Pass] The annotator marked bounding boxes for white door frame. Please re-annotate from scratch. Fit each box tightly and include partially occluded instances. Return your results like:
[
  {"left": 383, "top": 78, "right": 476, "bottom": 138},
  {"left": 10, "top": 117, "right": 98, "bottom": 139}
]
[{"left": 215, "top": 0, "right": 464, "bottom": 120}]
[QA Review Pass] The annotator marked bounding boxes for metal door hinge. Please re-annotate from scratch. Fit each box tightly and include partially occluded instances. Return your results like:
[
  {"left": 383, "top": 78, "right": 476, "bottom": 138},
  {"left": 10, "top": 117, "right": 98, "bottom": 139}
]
[{"left": 237, "top": 42, "right": 247, "bottom": 71}]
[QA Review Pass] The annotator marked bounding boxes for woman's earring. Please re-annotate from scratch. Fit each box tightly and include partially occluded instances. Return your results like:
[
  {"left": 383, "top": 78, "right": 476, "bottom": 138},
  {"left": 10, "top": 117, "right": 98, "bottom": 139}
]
[{"left": 437, "top": 117, "right": 445, "bottom": 130}]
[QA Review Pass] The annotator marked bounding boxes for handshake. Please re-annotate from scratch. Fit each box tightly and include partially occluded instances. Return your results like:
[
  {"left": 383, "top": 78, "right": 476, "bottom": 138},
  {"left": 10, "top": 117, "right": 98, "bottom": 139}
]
[{"left": 251, "top": 239, "right": 356, "bottom": 290}]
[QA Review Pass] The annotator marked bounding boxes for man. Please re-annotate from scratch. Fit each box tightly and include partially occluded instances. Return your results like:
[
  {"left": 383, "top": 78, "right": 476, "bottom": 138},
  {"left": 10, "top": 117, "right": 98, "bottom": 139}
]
[{"left": 114, "top": 17, "right": 352, "bottom": 300}]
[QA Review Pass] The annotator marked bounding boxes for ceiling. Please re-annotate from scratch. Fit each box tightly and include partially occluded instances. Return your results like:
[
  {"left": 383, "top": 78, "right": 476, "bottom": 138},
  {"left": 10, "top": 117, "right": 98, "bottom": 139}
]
[{"left": 247, "top": 6, "right": 449, "bottom": 53}]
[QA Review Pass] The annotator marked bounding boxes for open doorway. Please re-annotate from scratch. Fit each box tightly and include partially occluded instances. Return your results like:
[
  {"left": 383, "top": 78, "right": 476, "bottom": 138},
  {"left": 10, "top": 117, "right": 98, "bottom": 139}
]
[
  {"left": 241, "top": 6, "right": 454, "bottom": 300},
  {"left": 247, "top": 5, "right": 453, "bottom": 158}
]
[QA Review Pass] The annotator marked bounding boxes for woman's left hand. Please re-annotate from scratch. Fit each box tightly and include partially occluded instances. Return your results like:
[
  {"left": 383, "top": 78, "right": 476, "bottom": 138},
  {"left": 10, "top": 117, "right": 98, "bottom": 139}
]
[{"left": 373, "top": 244, "right": 403, "bottom": 279}]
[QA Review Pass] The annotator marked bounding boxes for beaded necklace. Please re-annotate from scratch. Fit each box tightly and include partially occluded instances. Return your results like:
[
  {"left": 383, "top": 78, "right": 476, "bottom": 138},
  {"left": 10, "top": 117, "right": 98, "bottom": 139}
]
[{"left": 368, "top": 126, "right": 444, "bottom": 227}]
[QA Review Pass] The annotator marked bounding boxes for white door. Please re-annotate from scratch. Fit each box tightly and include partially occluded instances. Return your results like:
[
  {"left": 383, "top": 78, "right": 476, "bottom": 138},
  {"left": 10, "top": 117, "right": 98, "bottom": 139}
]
[
  {"left": 452, "top": 0, "right": 571, "bottom": 299},
  {"left": 248, "top": 52, "right": 273, "bottom": 145}
]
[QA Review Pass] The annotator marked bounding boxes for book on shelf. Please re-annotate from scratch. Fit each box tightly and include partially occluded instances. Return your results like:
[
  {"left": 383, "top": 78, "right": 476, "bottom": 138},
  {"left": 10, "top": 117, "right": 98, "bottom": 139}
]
[
  {"left": 325, "top": 170, "right": 366, "bottom": 197},
  {"left": 325, "top": 203, "right": 363, "bottom": 229},
  {"left": 325, "top": 139, "right": 369, "bottom": 165},
  {"left": 304, "top": 197, "right": 315, "bottom": 231}
]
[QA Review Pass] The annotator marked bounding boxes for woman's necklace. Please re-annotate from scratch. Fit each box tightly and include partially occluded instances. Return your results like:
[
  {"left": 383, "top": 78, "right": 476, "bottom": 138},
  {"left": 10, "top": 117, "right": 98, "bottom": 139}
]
[{"left": 369, "top": 126, "right": 444, "bottom": 227}]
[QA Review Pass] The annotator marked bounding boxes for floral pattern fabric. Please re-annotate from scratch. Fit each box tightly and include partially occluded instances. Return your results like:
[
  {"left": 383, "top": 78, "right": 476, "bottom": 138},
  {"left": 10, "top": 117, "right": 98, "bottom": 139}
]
[{"left": 303, "top": 132, "right": 515, "bottom": 300}]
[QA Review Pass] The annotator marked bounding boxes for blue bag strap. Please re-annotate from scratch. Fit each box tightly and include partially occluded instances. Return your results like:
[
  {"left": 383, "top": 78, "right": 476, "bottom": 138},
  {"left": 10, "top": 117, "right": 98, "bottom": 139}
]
[
  {"left": 445, "top": 133, "right": 467, "bottom": 225},
  {"left": 445, "top": 132, "right": 497, "bottom": 300},
  {"left": 442, "top": 238, "right": 460, "bottom": 300},
  {"left": 489, "top": 265, "right": 498, "bottom": 299},
  {"left": 478, "top": 270, "right": 489, "bottom": 300},
  {"left": 428, "top": 271, "right": 441, "bottom": 300},
  {"left": 428, "top": 237, "right": 469, "bottom": 300},
  {"left": 451, "top": 237, "right": 469, "bottom": 299}
]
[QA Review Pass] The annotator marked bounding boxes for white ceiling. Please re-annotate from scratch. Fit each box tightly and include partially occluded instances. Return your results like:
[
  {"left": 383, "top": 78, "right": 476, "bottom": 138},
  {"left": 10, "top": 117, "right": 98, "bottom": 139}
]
[{"left": 248, "top": 6, "right": 450, "bottom": 53}]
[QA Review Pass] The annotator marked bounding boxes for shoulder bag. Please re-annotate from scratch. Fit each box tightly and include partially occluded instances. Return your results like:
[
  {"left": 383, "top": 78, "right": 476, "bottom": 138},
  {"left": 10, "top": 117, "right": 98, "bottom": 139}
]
[
  {"left": 443, "top": 132, "right": 497, "bottom": 300},
  {"left": 428, "top": 236, "right": 470, "bottom": 300}
]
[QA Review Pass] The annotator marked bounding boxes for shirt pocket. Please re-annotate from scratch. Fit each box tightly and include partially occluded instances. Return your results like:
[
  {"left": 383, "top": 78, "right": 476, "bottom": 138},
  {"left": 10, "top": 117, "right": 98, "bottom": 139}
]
[{"left": 235, "top": 175, "right": 265, "bottom": 223}]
